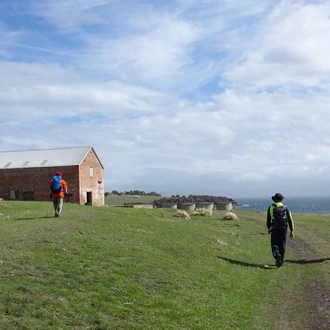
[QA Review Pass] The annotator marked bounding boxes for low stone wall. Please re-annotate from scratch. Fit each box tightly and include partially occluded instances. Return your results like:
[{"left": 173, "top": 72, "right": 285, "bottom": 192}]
[
  {"left": 197, "top": 202, "right": 214, "bottom": 211},
  {"left": 131, "top": 204, "right": 153, "bottom": 209},
  {"left": 216, "top": 202, "right": 232, "bottom": 211},
  {"left": 162, "top": 203, "right": 178, "bottom": 209},
  {"left": 123, "top": 204, "right": 154, "bottom": 209},
  {"left": 180, "top": 203, "right": 196, "bottom": 211}
]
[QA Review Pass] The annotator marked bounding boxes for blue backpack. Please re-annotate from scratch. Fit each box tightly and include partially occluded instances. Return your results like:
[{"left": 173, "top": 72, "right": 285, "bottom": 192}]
[{"left": 51, "top": 175, "right": 62, "bottom": 194}]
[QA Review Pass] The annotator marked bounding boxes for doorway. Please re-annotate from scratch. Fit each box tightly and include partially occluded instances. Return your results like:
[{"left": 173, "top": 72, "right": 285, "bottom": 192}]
[{"left": 86, "top": 192, "right": 92, "bottom": 205}]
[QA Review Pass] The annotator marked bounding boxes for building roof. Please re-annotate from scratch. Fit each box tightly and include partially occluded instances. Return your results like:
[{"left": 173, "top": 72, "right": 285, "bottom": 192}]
[{"left": 0, "top": 146, "right": 101, "bottom": 169}]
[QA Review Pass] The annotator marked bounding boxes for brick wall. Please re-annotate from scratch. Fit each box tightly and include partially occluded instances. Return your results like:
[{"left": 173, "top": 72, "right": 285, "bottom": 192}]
[
  {"left": 79, "top": 148, "right": 104, "bottom": 206},
  {"left": 0, "top": 166, "right": 80, "bottom": 202},
  {"left": 0, "top": 150, "right": 104, "bottom": 206}
]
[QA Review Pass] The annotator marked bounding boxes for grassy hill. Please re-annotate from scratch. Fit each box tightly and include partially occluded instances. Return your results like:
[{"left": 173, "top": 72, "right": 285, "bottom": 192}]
[{"left": 0, "top": 201, "right": 329, "bottom": 329}]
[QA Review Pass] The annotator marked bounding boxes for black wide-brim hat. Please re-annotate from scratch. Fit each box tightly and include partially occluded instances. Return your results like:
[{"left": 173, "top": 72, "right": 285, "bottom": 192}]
[{"left": 272, "top": 193, "right": 284, "bottom": 202}]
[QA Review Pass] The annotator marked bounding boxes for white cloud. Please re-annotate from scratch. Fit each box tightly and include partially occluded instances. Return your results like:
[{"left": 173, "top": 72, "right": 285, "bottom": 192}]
[
  {"left": 226, "top": 3, "right": 330, "bottom": 89},
  {"left": 1, "top": 0, "right": 330, "bottom": 198}
]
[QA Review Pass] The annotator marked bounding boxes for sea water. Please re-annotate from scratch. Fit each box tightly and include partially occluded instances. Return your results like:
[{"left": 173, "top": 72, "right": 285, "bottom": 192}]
[{"left": 233, "top": 196, "right": 330, "bottom": 214}]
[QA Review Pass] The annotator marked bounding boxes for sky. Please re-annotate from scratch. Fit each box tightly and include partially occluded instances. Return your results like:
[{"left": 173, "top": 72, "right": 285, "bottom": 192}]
[{"left": 1, "top": 0, "right": 330, "bottom": 199}]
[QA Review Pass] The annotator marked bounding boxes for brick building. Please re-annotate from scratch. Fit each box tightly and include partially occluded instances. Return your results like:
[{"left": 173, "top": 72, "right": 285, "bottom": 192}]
[{"left": 0, "top": 146, "right": 104, "bottom": 206}]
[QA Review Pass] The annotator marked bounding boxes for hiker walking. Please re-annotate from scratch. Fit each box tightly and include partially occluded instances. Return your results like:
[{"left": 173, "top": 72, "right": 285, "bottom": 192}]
[
  {"left": 267, "top": 193, "right": 294, "bottom": 267},
  {"left": 49, "top": 172, "right": 68, "bottom": 217}
]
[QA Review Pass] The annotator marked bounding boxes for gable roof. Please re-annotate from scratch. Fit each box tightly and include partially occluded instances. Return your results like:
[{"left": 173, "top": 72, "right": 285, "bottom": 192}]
[{"left": 0, "top": 146, "right": 102, "bottom": 169}]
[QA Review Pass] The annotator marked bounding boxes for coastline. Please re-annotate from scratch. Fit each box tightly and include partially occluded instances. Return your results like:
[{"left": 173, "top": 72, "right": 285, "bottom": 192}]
[{"left": 233, "top": 196, "right": 330, "bottom": 214}]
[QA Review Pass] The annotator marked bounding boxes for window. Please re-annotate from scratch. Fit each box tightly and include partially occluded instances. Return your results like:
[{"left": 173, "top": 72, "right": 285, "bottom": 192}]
[
  {"left": 90, "top": 167, "right": 94, "bottom": 176},
  {"left": 23, "top": 191, "right": 34, "bottom": 201},
  {"left": 10, "top": 190, "right": 19, "bottom": 200}
]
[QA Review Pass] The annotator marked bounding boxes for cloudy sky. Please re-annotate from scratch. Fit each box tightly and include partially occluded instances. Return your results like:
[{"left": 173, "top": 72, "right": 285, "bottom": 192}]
[{"left": 1, "top": 0, "right": 330, "bottom": 199}]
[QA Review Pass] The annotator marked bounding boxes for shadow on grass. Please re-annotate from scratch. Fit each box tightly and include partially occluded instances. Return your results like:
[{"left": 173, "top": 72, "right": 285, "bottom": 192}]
[
  {"left": 14, "top": 216, "right": 55, "bottom": 220},
  {"left": 286, "top": 258, "right": 330, "bottom": 265},
  {"left": 217, "top": 256, "right": 276, "bottom": 269},
  {"left": 218, "top": 256, "right": 330, "bottom": 268}
]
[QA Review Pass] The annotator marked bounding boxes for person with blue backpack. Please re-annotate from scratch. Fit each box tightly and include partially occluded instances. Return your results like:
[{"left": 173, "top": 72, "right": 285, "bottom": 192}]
[
  {"left": 49, "top": 171, "right": 68, "bottom": 217},
  {"left": 267, "top": 193, "right": 294, "bottom": 267}
]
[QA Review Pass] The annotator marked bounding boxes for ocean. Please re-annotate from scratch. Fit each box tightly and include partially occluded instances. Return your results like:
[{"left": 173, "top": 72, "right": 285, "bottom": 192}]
[{"left": 233, "top": 196, "right": 330, "bottom": 214}]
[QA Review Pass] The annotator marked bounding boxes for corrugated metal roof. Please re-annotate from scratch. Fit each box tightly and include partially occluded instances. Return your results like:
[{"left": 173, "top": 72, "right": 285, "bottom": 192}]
[{"left": 0, "top": 146, "right": 92, "bottom": 169}]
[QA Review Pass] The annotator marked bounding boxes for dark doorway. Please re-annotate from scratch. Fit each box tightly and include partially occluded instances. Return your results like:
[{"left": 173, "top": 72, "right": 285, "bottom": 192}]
[{"left": 86, "top": 192, "right": 92, "bottom": 205}]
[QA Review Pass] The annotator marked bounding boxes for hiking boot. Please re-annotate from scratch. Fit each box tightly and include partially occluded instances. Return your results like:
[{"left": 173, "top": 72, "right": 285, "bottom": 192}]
[{"left": 276, "top": 254, "right": 282, "bottom": 267}]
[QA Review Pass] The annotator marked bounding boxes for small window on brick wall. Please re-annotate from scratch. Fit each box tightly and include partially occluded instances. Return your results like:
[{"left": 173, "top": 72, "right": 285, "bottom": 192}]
[
  {"left": 90, "top": 167, "right": 95, "bottom": 176},
  {"left": 23, "top": 191, "right": 34, "bottom": 201},
  {"left": 10, "top": 190, "right": 19, "bottom": 200}
]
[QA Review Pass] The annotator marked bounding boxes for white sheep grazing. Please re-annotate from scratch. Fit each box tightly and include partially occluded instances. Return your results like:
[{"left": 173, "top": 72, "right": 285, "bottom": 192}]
[
  {"left": 223, "top": 212, "right": 238, "bottom": 220},
  {"left": 174, "top": 210, "right": 191, "bottom": 220}
]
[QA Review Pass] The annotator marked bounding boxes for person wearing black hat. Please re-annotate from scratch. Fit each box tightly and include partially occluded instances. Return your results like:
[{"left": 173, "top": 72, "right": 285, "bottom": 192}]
[{"left": 267, "top": 193, "right": 294, "bottom": 267}]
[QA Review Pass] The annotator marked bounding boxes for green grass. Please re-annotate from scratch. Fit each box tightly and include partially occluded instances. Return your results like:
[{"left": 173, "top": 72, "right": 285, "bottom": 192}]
[{"left": 0, "top": 201, "right": 329, "bottom": 329}]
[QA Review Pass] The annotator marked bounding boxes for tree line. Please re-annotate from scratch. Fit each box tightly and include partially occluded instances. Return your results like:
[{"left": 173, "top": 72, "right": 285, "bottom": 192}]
[{"left": 104, "top": 190, "right": 162, "bottom": 197}]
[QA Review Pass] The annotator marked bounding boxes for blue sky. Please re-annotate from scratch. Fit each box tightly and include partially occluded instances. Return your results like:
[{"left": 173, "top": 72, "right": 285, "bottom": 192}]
[{"left": 1, "top": 0, "right": 330, "bottom": 198}]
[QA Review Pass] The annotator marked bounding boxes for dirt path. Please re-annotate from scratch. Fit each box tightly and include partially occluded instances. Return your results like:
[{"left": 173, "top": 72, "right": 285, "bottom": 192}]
[{"left": 275, "top": 238, "right": 330, "bottom": 330}]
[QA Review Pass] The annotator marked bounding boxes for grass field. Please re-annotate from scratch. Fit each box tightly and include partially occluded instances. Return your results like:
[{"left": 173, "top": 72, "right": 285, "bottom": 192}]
[{"left": 0, "top": 200, "right": 329, "bottom": 329}]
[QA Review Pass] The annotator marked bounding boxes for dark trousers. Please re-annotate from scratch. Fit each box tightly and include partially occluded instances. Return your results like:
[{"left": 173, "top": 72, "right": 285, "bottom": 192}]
[{"left": 271, "top": 228, "right": 287, "bottom": 265}]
